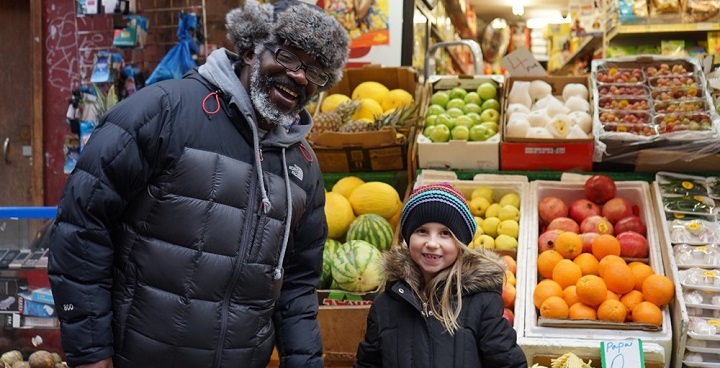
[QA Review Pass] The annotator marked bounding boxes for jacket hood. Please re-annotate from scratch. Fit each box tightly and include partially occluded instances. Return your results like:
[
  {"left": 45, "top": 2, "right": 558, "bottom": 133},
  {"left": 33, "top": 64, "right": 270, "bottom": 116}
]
[
  {"left": 197, "top": 48, "right": 313, "bottom": 148},
  {"left": 383, "top": 247, "right": 505, "bottom": 295}
]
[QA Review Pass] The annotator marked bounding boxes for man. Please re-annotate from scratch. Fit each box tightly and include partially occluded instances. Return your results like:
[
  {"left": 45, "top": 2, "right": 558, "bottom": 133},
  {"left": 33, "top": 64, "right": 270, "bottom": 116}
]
[{"left": 48, "top": 1, "right": 349, "bottom": 367}]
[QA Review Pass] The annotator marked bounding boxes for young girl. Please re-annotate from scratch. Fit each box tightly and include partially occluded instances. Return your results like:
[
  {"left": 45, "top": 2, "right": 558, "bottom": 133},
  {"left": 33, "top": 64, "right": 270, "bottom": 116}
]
[{"left": 354, "top": 183, "right": 527, "bottom": 368}]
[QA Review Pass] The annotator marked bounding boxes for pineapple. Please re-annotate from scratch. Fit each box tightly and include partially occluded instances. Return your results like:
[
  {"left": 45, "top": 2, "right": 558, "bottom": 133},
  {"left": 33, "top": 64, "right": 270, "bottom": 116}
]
[
  {"left": 338, "top": 120, "right": 373, "bottom": 132},
  {"left": 334, "top": 100, "right": 362, "bottom": 124},
  {"left": 367, "top": 102, "right": 421, "bottom": 131},
  {"left": 312, "top": 111, "right": 343, "bottom": 135}
]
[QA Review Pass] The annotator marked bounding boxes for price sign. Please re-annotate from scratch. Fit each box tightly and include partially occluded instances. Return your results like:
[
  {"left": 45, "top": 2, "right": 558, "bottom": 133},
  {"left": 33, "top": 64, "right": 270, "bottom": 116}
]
[
  {"left": 600, "top": 339, "right": 644, "bottom": 368},
  {"left": 500, "top": 47, "right": 547, "bottom": 77}
]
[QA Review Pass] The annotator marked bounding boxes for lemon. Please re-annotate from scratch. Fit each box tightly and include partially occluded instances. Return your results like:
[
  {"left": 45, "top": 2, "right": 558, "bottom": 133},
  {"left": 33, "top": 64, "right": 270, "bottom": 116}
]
[
  {"left": 320, "top": 93, "right": 351, "bottom": 113},
  {"left": 381, "top": 89, "right": 414, "bottom": 112},
  {"left": 352, "top": 81, "right": 390, "bottom": 105},
  {"left": 352, "top": 99, "right": 384, "bottom": 121},
  {"left": 325, "top": 192, "right": 356, "bottom": 239},
  {"left": 332, "top": 176, "right": 365, "bottom": 198}
]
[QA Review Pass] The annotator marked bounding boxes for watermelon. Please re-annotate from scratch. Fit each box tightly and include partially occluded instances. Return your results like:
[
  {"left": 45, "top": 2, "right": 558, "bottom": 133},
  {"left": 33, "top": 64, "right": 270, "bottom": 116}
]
[
  {"left": 319, "top": 239, "right": 342, "bottom": 289},
  {"left": 332, "top": 240, "right": 383, "bottom": 292},
  {"left": 345, "top": 214, "right": 394, "bottom": 252}
]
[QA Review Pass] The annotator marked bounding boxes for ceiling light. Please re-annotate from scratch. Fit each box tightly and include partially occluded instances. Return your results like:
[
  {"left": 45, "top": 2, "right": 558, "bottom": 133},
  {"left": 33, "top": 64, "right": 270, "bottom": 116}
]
[{"left": 512, "top": 3, "right": 524, "bottom": 17}]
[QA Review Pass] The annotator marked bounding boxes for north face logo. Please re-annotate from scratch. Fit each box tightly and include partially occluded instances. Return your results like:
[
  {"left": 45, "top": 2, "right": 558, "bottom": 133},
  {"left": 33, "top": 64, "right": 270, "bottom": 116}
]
[{"left": 288, "top": 164, "right": 303, "bottom": 181}]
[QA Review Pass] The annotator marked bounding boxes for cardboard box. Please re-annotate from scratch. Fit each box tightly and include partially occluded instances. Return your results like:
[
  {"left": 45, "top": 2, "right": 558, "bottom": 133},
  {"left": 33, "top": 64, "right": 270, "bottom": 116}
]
[
  {"left": 416, "top": 75, "right": 505, "bottom": 170},
  {"left": 311, "top": 65, "right": 420, "bottom": 173},
  {"left": 318, "top": 306, "right": 370, "bottom": 363},
  {"left": 523, "top": 179, "right": 672, "bottom": 366},
  {"left": 519, "top": 337, "right": 668, "bottom": 368},
  {"left": 18, "top": 291, "right": 56, "bottom": 318},
  {"left": 501, "top": 75, "right": 594, "bottom": 171}
]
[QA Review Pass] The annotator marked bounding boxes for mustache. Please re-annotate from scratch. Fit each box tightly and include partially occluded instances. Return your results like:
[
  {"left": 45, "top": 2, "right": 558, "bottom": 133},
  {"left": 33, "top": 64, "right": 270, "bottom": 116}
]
[{"left": 266, "top": 75, "right": 307, "bottom": 102}]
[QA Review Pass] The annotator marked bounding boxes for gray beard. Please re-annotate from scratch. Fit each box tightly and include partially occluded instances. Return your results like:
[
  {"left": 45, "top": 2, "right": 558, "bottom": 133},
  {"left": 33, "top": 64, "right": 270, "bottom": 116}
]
[{"left": 249, "top": 57, "right": 298, "bottom": 128}]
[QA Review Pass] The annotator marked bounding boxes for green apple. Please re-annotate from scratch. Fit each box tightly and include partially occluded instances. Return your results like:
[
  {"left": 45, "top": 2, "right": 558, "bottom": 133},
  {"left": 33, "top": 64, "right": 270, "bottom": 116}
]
[
  {"left": 446, "top": 107, "right": 464, "bottom": 118},
  {"left": 454, "top": 115, "right": 473, "bottom": 128},
  {"left": 435, "top": 113, "right": 453, "bottom": 127},
  {"left": 495, "top": 234, "right": 518, "bottom": 250},
  {"left": 463, "top": 103, "right": 482, "bottom": 115},
  {"left": 481, "top": 98, "right": 501, "bottom": 112},
  {"left": 423, "top": 125, "right": 436, "bottom": 138},
  {"left": 465, "top": 112, "right": 482, "bottom": 126},
  {"left": 430, "top": 92, "right": 450, "bottom": 108},
  {"left": 469, "top": 197, "right": 491, "bottom": 217},
  {"left": 471, "top": 186, "right": 493, "bottom": 201},
  {"left": 446, "top": 98, "right": 466, "bottom": 110},
  {"left": 480, "top": 121, "right": 499, "bottom": 134},
  {"left": 425, "top": 115, "right": 438, "bottom": 126},
  {"left": 484, "top": 203, "right": 502, "bottom": 218},
  {"left": 428, "top": 123, "right": 450, "bottom": 142},
  {"left": 479, "top": 108, "right": 500, "bottom": 123},
  {"left": 481, "top": 216, "right": 501, "bottom": 238},
  {"left": 449, "top": 87, "right": 468, "bottom": 100},
  {"left": 477, "top": 82, "right": 497, "bottom": 100},
  {"left": 498, "top": 204, "right": 520, "bottom": 222},
  {"left": 497, "top": 219, "right": 520, "bottom": 239},
  {"left": 469, "top": 124, "right": 494, "bottom": 141},
  {"left": 451, "top": 125, "right": 470, "bottom": 141},
  {"left": 464, "top": 92, "right": 482, "bottom": 105},
  {"left": 474, "top": 216, "right": 484, "bottom": 233},
  {"left": 474, "top": 234, "right": 495, "bottom": 249},
  {"left": 499, "top": 193, "right": 521, "bottom": 209},
  {"left": 426, "top": 104, "right": 446, "bottom": 116}
]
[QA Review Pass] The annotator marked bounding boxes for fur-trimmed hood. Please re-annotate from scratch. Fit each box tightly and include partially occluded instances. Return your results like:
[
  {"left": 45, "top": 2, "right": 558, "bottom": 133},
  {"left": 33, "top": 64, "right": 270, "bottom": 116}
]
[{"left": 382, "top": 247, "right": 506, "bottom": 296}]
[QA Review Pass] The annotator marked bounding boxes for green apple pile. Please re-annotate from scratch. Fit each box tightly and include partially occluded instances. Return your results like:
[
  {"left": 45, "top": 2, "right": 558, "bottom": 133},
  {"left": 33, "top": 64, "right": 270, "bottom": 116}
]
[
  {"left": 423, "top": 82, "right": 500, "bottom": 142},
  {"left": 466, "top": 186, "right": 521, "bottom": 252}
]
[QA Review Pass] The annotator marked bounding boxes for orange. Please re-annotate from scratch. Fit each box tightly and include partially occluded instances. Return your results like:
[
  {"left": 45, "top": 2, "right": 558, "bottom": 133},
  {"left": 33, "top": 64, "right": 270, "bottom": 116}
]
[
  {"left": 632, "top": 301, "right": 663, "bottom": 326},
  {"left": 552, "top": 259, "right": 583, "bottom": 289},
  {"left": 538, "top": 250, "right": 564, "bottom": 280},
  {"left": 642, "top": 274, "right": 675, "bottom": 308},
  {"left": 569, "top": 302, "right": 597, "bottom": 320},
  {"left": 597, "top": 299, "right": 627, "bottom": 323},
  {"left": 606, "top": 290, "right": 619, "bottom": 301},
  {"left": 591, "top": 234, "right": 622, "bottom": 260},
  {"left": 540, "top": 296, "right": 569, "bottom": 319},
  {"left": 533, "top": 279, "right": 564, "bottom": 309},
  {"left": 628, "top": 262, "right": 655, "bottom": 291},
  {"left": 563, "top": 286, "right": 580, "bottom": 307},
  {"left": 598, "top": 255, "right": 626, "bottom": 278},
  {"left": 603, "top": 261, "right": 636, "bottom": 295},
  {"left": 554, "top": 232, "right": 583, "bottom": 259},
  {"left": 620, "top": 290, "right": 645, "bottom": 321},
  {"left": 575, "top": 275, "right": 608, "bottom": 307},
  {"left": 573, "top": 253, "right": 600, "bottom": 275}
]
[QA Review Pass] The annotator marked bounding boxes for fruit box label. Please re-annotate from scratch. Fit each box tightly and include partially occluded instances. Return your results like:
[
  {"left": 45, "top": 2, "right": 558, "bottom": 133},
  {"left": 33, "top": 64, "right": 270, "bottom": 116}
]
[{"left": 317, "top": 290, "right": 376, "bottom": 306}]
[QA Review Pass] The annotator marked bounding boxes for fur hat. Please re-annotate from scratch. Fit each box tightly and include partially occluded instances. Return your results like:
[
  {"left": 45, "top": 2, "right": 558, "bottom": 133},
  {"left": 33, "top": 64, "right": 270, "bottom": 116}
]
[
  {"left": 225, "top": 0, "right": 349, "bottom": 90},
  {"left": 400, "top": 183, "right": 477, "bottom": 246}
]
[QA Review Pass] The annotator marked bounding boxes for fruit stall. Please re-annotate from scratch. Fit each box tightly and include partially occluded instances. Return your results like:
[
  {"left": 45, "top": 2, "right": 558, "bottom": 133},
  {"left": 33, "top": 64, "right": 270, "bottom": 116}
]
[{"left": 306, "top": 52, "right": 720, "bottom": 368}]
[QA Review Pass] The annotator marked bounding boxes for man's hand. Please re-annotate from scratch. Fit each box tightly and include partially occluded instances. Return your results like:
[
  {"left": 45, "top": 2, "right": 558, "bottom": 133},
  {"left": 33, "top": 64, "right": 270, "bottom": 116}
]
[{"left": 75, "top": 358, "right": 113, "bottom": 368}]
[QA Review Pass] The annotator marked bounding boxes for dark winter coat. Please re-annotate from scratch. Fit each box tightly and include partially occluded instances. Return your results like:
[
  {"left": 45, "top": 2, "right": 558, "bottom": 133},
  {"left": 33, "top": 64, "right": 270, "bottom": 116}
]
[
  {"left": 354, "top": 247, "right": 527, "bottom": 368},
  {"left": 48, "top": 49, "right": 327, "bottom": 368}
]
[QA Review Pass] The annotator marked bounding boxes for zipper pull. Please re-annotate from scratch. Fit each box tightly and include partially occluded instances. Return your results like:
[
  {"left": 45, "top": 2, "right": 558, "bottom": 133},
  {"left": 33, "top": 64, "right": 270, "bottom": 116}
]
[{"left": 422, "top": 302, "right": 429, "bottom": 318}]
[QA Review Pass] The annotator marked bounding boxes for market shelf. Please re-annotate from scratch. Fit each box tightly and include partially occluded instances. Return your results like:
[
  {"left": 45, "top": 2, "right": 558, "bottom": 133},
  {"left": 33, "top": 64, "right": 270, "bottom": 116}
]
[{"left": 616, "top": 23, "right": 720, "bottom": 34}]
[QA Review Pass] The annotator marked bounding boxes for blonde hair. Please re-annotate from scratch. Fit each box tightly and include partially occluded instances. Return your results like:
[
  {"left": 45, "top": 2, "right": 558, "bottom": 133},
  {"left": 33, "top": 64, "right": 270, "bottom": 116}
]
[{"left": 422, "top": 235, "right": 504, "bottom": 334}]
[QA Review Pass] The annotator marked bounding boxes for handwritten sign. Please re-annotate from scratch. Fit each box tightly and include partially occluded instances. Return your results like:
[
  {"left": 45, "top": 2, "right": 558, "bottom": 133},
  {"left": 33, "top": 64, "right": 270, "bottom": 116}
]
[
  {"left": 600, "top": 339, "right": 644, "bottom": 368},
  {"left": 500, "top": 47, "right": 547, "bottom": 77}
]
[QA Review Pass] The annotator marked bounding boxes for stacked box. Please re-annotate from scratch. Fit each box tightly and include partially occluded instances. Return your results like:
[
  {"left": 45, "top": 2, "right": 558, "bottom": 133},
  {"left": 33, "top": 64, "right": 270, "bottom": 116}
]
[{"left": 520, "top": 179, "right": 671, "bottom": 368}]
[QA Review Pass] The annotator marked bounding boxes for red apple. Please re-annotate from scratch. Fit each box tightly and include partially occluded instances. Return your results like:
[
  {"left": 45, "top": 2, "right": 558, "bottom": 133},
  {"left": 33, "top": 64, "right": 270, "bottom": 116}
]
[
  {"left": 538, "top": 196, "right": 569, "bottom": 225},
  {"left": 502, "top": 283, "right": 516, "bottom": 308},
  {"left": 568, "top": 199, "right": 601, "bottom": 224},
  {"left": 616, "top": 231, "right": 649, "bottom": 258},
  {"left": 547, "top": 217, "right": 580, "bottom": 233},
  {"left": 503, "top": 308, "right": 515, "bottom": 325},
  {"left": 581, "top": 232, "right": 600, "bottom": 254},
  {"left": 580, "top": 215, "right": 614, "bottom": 235},
  {"left": 601, "top": 198, "right": 633, "bottom": 224},
  {"left": 502, "top": 255, "right": 517, "bottom": 274},
  {"left": 584, "top": 175, "right": 617, "bottom": 204},
  {"left": 615, "top": 215, "right": 647, "bottom": 236},
  {"left": 538, "top": 229, "right": 564, "bottom": 253}
]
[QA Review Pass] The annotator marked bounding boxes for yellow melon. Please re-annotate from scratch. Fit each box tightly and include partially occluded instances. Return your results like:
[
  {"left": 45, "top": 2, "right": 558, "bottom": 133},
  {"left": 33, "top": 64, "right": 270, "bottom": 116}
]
[
  {"left": 332, "top": 176, "right": 365, "bottom": 198},
  {"left": 352, "top": 81, "right": 389, "bottom": 105},
  {"left": 325, "top": 192, "right": 356, "bottom": 239},
  {"left": 320, "top": 93, "right": 351, "bottom": 113},
  {"left": 348, "top": 182, "right": 401, "bottom": 219},
  {"left": 351, "top": 98, "right": 384, "bottom": 121},
  {"left": 381, "top": 89, "right": 414, "bottom": 112}
]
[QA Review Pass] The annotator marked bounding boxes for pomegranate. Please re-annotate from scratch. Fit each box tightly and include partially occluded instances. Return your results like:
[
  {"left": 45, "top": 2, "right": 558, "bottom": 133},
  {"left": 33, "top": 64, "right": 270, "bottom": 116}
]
[
  {"left": 538, "top": 229, "right": 564, "bottom": 253},
  {"left": 584, "top": 175, "right": 617, "bottom": 204},
  {"left": 547, "top": 217, "right": 580, "bottom": 233},
  {"left": 568, "top": 198, "right": 601, "bottom": 224},
  {"left": 616, "top": 231, "right": 649, "bottom": 258},
  {"left": 615, "top": 215, "right": 647, "bottom": 236},
  {"left": 538, "top": 196, "right": 569, "bottom": 225},
  {"left": 580, "top": 215, "right": 614, "bottom": 235},
  {"left": 601, "top": 198, "right": 633, "bottom": 224},
  {"left": 581, "top": 232, "right": 600, "bottom": 253}
]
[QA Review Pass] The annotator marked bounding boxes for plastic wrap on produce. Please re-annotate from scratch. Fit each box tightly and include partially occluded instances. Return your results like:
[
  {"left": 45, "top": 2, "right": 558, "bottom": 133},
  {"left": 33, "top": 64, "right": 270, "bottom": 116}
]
[{"left": 590, "top": 56, "right": 720, "bottom": 165}]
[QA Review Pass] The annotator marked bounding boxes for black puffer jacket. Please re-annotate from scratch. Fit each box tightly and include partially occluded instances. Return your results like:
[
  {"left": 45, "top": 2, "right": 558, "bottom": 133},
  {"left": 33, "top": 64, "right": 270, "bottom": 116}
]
[
  {"left": 354, "top": 248, "right": 527, "bottom": 368},
  {"left": 48, "top": 49, "right": 327, "bottom": 368}
]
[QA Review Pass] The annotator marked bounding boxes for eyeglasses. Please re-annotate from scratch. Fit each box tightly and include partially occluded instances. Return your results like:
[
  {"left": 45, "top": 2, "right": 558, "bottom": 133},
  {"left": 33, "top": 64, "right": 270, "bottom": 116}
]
[{"left": 266, "top": 45, "right": 329, "bottom": 87}]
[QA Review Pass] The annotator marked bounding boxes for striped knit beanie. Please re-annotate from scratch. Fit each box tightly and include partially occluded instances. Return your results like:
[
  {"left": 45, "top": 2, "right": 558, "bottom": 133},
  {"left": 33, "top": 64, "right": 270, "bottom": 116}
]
[{"left": 400, "top": 183, "right": 476, "bottom": 245}]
